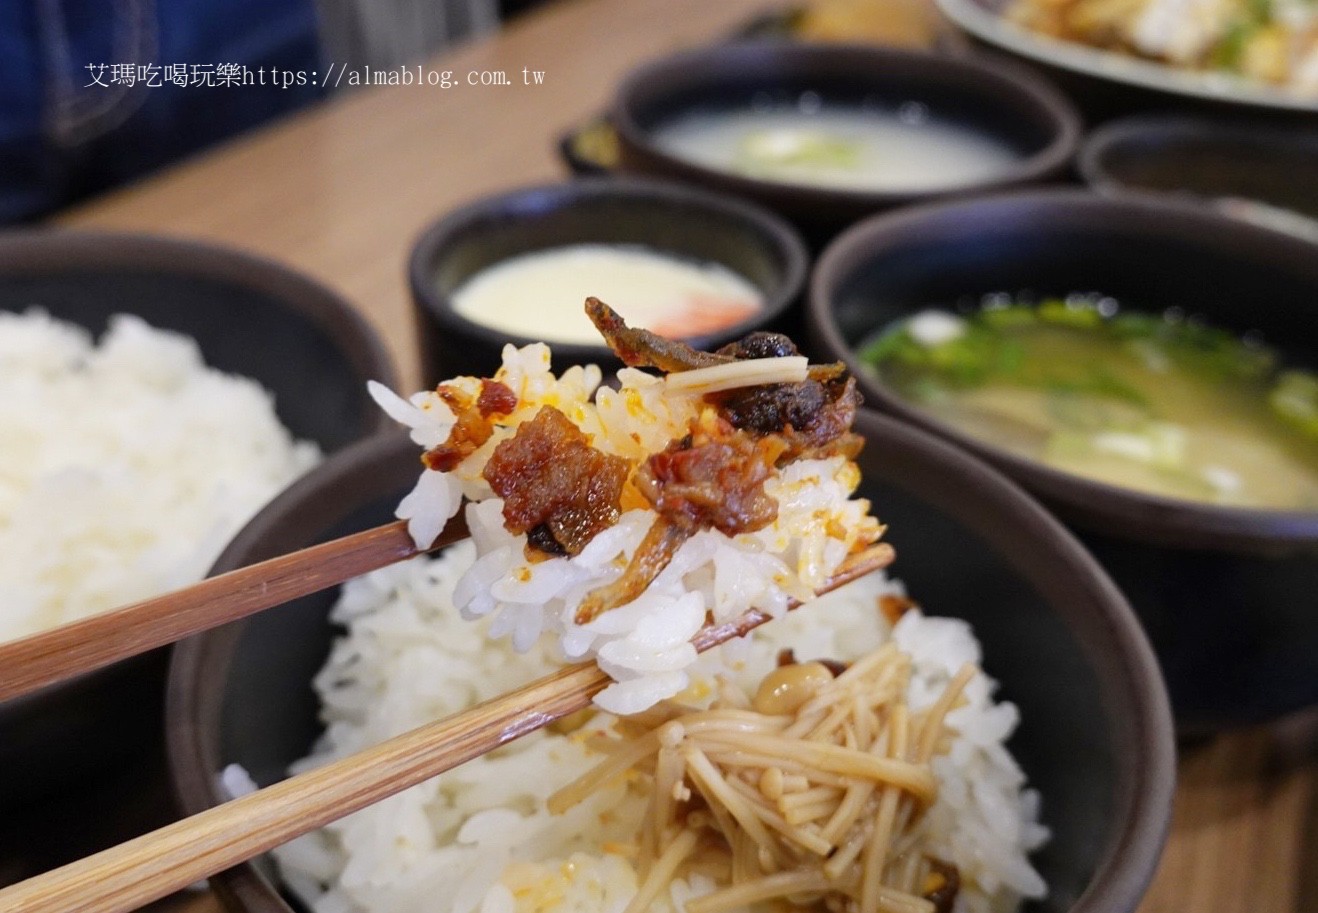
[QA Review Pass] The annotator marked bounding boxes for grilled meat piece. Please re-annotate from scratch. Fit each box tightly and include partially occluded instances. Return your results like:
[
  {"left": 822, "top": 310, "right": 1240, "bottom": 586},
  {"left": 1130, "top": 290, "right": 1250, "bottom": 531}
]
[
  {"left": 576, "top": 413, "right": 786, "bottom": 623},
  {"left": 483, "top": 405, "right": 628, "bottom": 557},
  {"left": 636, "top": 415, "right": 785, "bottom": 536}
]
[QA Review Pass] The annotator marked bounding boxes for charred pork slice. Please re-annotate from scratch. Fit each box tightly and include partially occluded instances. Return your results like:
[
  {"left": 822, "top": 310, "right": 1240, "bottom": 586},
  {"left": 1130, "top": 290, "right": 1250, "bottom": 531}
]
[{"left": 483, "top": 405, "right": 628, "bottom": 558}]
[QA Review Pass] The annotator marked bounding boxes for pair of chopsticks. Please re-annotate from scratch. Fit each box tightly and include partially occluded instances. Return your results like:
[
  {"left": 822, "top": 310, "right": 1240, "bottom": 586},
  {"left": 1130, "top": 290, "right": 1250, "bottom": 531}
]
[
  {"left": 0, "top": 511, "right": 893, "bottom": 913},
  {"left": 0, "top": 516, "right": 471, "bottom": 703}
]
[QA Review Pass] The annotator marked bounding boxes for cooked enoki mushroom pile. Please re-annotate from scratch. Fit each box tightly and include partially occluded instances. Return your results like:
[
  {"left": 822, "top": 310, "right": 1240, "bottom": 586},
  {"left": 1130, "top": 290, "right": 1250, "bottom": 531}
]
[{"left": 550, "top": 645, "right": 977, "bottom": 913}]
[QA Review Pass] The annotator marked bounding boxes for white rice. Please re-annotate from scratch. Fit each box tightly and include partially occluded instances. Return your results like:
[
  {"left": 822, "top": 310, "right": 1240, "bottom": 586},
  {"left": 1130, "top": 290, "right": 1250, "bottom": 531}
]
[
  {"left": 270, "top": 543, "right": 1048, "bottom": 913},
  {"left": 370, "top": 343, "right": 882, "bottom": 714},
  {"left": 0, "top": 309, "right": 321, "bottom": 640}
]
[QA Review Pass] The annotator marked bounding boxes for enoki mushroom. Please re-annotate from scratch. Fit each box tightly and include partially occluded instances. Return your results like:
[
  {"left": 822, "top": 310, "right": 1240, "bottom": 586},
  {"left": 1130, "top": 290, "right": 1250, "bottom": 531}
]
[{"left": 549, "top": 644, "right": 977, "bottom": 913}]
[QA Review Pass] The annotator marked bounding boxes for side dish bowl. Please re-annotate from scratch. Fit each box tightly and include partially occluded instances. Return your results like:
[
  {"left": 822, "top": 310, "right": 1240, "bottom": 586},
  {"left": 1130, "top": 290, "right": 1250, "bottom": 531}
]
[
  {"left": 1079, "top": 116, "right": 1318, "bottom": 242},
  {"left": 809, "top": 189, "right": 1318, "bottom": 730},
  {"left": 409, "top": 178, "right": 809, "bottom": 384},
  {"left": 0, "top": 229, "right": 397, "bottom": 814},
  {"left": 168, "top": 414, "right": 1174, "bottom": 913},
  {"left": 610, "top": 42, "right": 1080, "bottom": 239}
]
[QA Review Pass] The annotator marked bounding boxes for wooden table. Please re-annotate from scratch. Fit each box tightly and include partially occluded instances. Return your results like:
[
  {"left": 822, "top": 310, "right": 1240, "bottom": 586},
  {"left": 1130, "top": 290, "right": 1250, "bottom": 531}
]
[{"left": 50, "top": 0, "right": 1318, "bottom": 910}]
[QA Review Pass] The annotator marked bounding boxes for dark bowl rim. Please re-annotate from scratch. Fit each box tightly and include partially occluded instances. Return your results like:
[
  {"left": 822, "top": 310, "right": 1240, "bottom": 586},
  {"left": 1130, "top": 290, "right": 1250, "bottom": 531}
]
[
  {"left": 1077, "top": 113, "right": 1318, "bottom": 199},
  {"left": 0, "top": 227, "right": 399, "bottom": 403},
  {"left": 0, "top": 226, "right": 399, "bottom": 717},
  {"left": 808, "top": 186, "right": 1318, "bottom": 548},
  {"left": 166, "top": 414, "right": 1175, "bottom": 913},
  {"left": 609, "top": 41, "right": 1083, "bottom": 209},
  {"left": 407, "top": 175, "right": 810, "bottom": 361}
]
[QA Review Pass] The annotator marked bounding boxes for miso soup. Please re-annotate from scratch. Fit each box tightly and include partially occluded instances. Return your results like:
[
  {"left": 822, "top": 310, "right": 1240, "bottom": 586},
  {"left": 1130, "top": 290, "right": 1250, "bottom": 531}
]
[{"left": 860, "top": 298, "right": 1318, "bottom": 510}]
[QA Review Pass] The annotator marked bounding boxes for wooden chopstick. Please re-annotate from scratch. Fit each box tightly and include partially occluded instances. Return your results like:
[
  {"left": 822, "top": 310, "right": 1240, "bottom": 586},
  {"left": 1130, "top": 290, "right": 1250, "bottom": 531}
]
[
  {"left": 0, "top": 542, "right": 893, "bottom": 913},
  {"left": 0, "top": 515, "right": 470, "bottom": 703}
]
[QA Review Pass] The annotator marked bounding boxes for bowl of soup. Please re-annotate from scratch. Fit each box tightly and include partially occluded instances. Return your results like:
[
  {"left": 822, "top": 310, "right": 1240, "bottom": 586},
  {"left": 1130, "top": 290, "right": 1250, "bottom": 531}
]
[
  {"left": 409, "top": 178, "right": 809, "bottom": 383},
  {"left": 610, "top": 42, "right": 1080, "bottom": 239},
  {"left": 809, "top": 188, "right": 1318, "bottom": 731}
]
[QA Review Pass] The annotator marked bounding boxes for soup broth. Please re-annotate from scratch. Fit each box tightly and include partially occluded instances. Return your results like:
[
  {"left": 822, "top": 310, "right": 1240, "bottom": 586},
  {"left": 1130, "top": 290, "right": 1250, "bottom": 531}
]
[
  {"left": 653, "top": 102, "right": 1020, "bottom": 192},
  {"left": 861, "top": 299, "right": 1318, "bottom": 510}
]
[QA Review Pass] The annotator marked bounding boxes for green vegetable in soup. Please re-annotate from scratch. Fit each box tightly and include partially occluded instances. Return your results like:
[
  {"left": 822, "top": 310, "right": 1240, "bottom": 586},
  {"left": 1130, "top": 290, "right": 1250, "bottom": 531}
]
[
  {"left": 1271, "top": 371, "right": 1318, "bottom": 439},
  {"left": 736, "top": 128, "right": 863, "bottom": 173},
  {"left": 860, "top": 297, "right": 1318, "bottom": 510}
]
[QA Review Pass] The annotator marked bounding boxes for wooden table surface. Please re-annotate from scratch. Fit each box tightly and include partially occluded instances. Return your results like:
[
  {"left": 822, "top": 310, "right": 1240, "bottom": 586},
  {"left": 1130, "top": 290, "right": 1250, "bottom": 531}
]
[{"left": 48, "top": 0, "right": 1318, "bottom": 910}]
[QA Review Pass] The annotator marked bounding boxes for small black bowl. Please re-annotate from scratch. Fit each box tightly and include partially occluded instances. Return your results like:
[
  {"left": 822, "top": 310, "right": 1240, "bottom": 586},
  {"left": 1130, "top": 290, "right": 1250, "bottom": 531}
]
[
  {"left": 610, "top": 42, "right": 1080, "bottom": 240},
  {"left": 167, "top": 415, "right": 1174, "bottom": 913},
  {"left": 0, "top": 229, "right": 397, "bottom": 815},
  {"left": 809, "top": 188, "right": 1318, "bottom": 731},
  {"left": 408, "top": 178, "right": 809, "bottom": 384},
  {"left": 1080, "top": 115, "right": 1318, "bottom": 239}
]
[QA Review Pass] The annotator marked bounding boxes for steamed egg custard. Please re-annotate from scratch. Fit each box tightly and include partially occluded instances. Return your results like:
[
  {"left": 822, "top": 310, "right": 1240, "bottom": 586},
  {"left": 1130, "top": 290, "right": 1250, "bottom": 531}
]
[
  {"left": 653, "top": 101, "right": 1020, "bottom": 193},
  {"left": 861, "top": 298, "right": 1318, "bottom": 509},
  {"left": 450, "top": 245, "right": 763, "bottom": 345}
]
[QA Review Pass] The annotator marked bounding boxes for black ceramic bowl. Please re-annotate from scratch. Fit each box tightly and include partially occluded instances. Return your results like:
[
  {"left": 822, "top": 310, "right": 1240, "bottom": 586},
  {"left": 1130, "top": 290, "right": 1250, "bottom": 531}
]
[
  {"left": 0, "top": 229, "right": 396, "bottom": 814},
  {"left": 168, "top": 415, "right": 1174, "bottom": 913},
  {"left": 809, "top": 189, "right": 1318, "bottom": 731},
  {"left": 1079, "top": 116, "right": 1318, "bottom": 241},
  {"left": 409, "top": 178, "right": 809, "bottom": 384},
  {"left": 610, "top": 42, "right": 1080, "bottom": 240}
]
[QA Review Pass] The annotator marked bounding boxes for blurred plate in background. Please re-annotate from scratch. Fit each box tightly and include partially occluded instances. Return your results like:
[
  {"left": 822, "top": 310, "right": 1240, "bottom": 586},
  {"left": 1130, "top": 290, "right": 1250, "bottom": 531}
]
[{"left": 937, "top": 0, "right": 1318, "bottom": 119}]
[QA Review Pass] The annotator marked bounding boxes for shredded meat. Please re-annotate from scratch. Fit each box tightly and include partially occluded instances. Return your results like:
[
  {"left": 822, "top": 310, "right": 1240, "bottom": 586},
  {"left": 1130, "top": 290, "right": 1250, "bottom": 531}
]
[
  {"left": 421, "top": 379, "right": 517, "bottom": 472},
  {"left": 573, "top": 299, "right": 871, "bottom": 622},
  {"left": 575, "top": 414, "right": 786, "bottom": 623},
  {"left": 708, "top": 334, "right": 864, "bottom": 461},
  {"left": 713, "top": 331, "right": 799, "bottom": 361},
  {"left": 587, "top": 301, "right": 862, "bottom": 462},
  {"left": 476, "top": 379, "right": 518, "bottom": 417},
  {"left": 482, "top": 406, "right": 628, "bottom": 558},
  {"left": 635, "top": 415, "right": 784, "bottom": 536}
]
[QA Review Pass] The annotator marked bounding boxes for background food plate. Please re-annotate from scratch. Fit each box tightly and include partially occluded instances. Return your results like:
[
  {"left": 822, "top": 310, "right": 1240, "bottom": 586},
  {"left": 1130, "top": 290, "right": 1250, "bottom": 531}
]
[{"left": 937, "top": 0, "right": 1318, "bottom": 117}]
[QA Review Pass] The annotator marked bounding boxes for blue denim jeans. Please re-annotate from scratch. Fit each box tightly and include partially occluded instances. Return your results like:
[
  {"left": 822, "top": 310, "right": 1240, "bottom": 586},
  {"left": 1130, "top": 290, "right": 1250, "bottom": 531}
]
[{"left": 0, "top": 0, "right": 323, "bottom": 222}]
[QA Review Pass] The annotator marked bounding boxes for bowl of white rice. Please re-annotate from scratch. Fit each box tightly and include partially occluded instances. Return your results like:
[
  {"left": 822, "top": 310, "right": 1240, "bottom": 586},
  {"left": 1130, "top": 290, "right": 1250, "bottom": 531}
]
[
  {"left": 168, "top": 410, "right": 1174, "bottom": 913},
  {"left": 0, "top": 229, "right": 397, "bottom": 812}
]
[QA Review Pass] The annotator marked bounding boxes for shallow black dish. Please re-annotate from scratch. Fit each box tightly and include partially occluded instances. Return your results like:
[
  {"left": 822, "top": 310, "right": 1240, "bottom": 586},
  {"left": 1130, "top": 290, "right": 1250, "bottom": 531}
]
[
  {"left": 809, "top": 189, "right": 1318, "bottom": 730},
  {"left": 0, "top": 229, "right": 397, "bottom": 817},
  {"left": 409, "top": 178, "right": 810, "bottom": 383},
  {"left": 611, "top": 42, "right": 1080, "bottom": 241},
  {"left": 168, "top": 416, "right": 1174, "bottom": 913}
]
